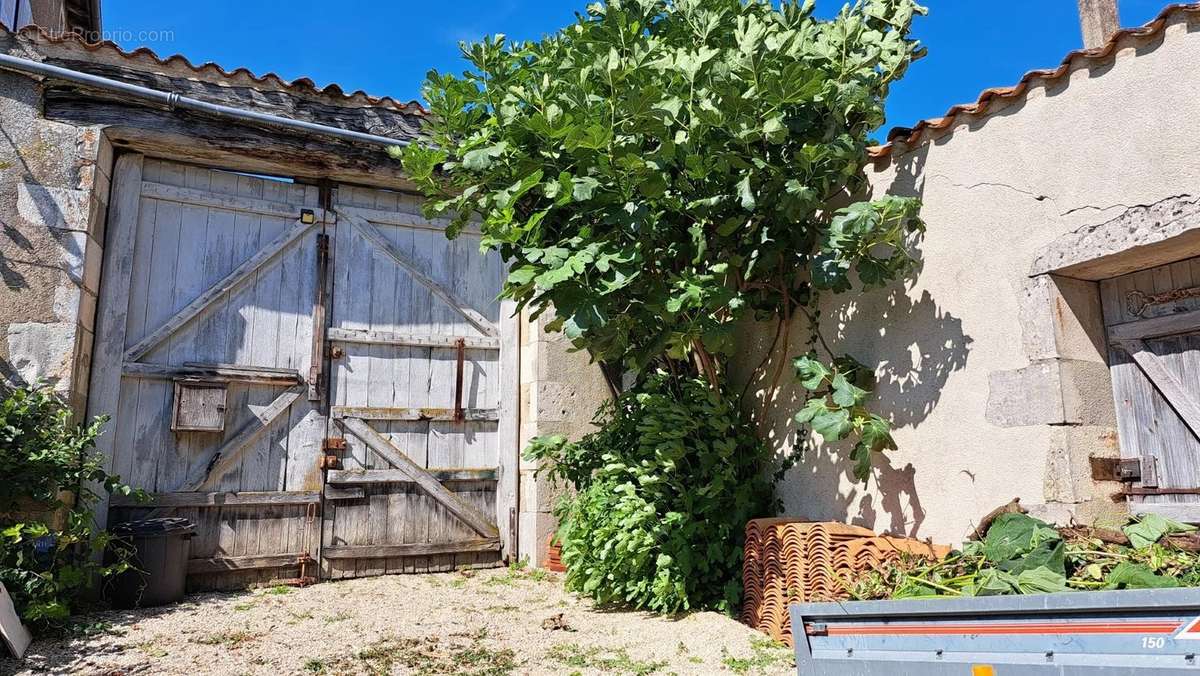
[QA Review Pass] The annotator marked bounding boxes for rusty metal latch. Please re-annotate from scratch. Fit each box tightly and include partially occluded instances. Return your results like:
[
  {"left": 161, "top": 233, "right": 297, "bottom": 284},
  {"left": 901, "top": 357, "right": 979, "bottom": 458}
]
[
  {"left": 1127, "top": 285, "right": 1200, "bottom": 317},
  {"left": 453, "top": 337, "right": 466, "bottom": 423}
]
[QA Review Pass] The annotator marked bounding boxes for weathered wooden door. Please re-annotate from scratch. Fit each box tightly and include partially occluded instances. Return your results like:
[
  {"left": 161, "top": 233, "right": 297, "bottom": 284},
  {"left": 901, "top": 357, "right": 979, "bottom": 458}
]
[
  {"left": 90, "top": 155, "right": 327, "bottom": 588},
  {"left": 1102, "top": 255, "right": 1200, "bottom": 523},
  {"left": 319, "top": 184, "right": 517, "bottom": 577}
]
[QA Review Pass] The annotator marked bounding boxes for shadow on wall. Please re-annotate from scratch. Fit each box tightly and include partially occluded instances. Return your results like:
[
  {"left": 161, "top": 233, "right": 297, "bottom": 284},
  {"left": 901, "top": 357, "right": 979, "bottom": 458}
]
[{"left": 739, "top": 144, "right": 975, "bottom": 537}]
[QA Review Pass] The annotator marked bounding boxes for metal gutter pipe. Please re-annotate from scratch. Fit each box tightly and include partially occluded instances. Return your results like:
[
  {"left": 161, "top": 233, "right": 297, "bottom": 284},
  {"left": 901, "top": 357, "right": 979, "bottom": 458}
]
[{"left": 0, "top": 51, "right": 411, "bottom": 148}]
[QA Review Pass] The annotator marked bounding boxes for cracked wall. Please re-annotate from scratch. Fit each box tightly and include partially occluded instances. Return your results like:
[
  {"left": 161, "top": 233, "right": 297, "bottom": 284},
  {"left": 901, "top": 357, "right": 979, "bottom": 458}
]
[
  {"left": 0, "top": 69, "right": 109, "bottom": 413},
  {"left": 734, "top": 13, "right": 1200, "bottom": 545}
]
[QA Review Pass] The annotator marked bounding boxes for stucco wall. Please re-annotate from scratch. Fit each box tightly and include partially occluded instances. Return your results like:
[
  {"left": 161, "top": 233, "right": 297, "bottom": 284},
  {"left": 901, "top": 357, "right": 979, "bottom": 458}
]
[
  {"left": 735, "top": 13, "right": 1200, "bottom": 545},
  {"left": 0, "top": 68, "right": 108, "bottom": 413}
]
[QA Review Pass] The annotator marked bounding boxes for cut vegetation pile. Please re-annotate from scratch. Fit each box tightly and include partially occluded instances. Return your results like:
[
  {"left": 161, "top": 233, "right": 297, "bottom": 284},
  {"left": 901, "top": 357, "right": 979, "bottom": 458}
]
[{"left": 850, "top": 512, "right": 1200, "bottom": 600}]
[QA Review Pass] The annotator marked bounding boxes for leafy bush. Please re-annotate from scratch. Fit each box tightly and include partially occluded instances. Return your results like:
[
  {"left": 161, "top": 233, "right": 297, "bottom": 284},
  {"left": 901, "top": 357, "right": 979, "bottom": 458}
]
[
  {"left": 527, "top": 374, "right": 776, "bottom": 613},
  {"left": 0, "top": 385, "right": 138, "bottom": 627},
  {"left": 850, "top": 513, "right": 1200, "bottom": 600}
]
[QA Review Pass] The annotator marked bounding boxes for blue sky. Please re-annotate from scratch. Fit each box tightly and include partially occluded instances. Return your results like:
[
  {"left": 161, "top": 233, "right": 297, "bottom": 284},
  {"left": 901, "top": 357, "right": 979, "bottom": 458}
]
[{"left": 103, "top": 1, "right": 1171, "bottom": 134}]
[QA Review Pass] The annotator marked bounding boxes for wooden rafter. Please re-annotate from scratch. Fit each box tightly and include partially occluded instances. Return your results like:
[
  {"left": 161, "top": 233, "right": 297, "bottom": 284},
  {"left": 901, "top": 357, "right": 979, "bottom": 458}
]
[
  {"left": 335, "top": 208, "right": 499, "bottom": 338},
  {"left": 124, "top": 219, "right": 317, "bottom": 362},
  {"left": 340, "top": 417, "right": 499, "bottom": 538}
]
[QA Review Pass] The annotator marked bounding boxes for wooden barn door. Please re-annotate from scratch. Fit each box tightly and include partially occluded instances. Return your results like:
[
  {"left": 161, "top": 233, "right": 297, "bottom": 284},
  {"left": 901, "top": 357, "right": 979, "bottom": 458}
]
[
  {"left": 319, "top": 184, "right": 518, "bottom": 577},
  {"left": 90, "top": 155, "right": 327, "bottom": 588},
  {"left": 1102, "top": 255, "right": 1200, "bottom": 523}
]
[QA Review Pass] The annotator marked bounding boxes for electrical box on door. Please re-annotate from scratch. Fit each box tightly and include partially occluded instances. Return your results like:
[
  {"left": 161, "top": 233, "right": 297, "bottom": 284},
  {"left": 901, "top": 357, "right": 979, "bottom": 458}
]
[{"left": 171, "top": 379, "right": 228, "bottom": 432}]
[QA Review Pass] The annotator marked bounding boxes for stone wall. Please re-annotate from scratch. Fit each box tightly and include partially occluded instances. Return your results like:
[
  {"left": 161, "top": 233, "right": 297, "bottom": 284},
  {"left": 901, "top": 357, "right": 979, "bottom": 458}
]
[
  {"left": 0, "top": 67, "right": 108, "bottom": 415},
  {"left": 516, "top": 310, "right": 612, "bottom": 566},
  {"left": 735, "top": 12, "right": 1200, "bottom": 545}
]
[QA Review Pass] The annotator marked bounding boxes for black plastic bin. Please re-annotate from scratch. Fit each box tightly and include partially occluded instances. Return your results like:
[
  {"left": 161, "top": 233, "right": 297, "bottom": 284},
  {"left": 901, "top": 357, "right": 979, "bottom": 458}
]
[{"left": 106, "top": 517, "right": 195, "bottom": 609}]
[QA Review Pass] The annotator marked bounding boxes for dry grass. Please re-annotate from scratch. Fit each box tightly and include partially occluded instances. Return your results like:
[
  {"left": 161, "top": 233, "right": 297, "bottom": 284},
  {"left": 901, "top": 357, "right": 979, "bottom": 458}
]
[{"left": 3, "top": 565, "right": 794, "bottom": 675}]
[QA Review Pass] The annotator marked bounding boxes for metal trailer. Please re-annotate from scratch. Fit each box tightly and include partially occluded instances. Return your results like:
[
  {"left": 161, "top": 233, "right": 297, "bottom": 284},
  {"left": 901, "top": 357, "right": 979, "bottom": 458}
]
[{"left": 790, "top": 588, "right": 1200, "bottom": 675}]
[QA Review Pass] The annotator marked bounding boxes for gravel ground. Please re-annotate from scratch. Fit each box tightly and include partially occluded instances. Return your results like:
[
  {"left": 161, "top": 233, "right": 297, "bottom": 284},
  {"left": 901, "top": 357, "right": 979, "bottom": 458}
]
[{"left": 2, "top": 566, "right": 794, "bottom": 676}]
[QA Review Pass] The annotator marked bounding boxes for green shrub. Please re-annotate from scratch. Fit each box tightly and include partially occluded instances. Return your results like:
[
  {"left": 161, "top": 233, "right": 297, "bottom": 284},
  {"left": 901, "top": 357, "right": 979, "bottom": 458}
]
[
  {"left": 0, "top": 384, "right": 139, "bottom": 627},
  {"left": 528, "top": 373, "right": 776, "bottom": 613}
]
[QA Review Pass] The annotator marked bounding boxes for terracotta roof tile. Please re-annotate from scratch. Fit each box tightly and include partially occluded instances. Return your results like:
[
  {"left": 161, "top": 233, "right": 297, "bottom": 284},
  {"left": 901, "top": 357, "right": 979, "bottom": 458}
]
[
  {"left": 7, "top": 24, "right": 427, "bottom": 115},
  {"left": 869, "top": 2, "right": 1200, "bottom": 160}
]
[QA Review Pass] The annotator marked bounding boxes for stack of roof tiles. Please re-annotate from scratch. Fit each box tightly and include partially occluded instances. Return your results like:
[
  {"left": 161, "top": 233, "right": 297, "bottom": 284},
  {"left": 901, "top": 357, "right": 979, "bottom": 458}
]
[{"left": 741, "top": 519, "right": 949, "bottom": 646}]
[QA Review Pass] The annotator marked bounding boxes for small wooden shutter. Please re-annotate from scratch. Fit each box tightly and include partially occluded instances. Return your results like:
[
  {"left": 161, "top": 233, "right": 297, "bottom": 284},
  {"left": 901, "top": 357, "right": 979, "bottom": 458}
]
[{"left": 1102, "top": 255, "right": 1200, "bottom": 523}]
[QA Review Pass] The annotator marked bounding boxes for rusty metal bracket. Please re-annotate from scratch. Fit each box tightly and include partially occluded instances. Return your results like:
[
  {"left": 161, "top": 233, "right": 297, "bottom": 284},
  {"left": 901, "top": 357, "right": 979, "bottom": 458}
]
[{"left": 453, "top": 337, "right": 466, "bottom": 423}]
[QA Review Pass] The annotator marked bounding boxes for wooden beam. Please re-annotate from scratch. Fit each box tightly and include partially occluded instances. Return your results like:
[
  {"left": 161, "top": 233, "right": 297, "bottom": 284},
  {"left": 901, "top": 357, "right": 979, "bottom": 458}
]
[
  {"left": 321, "top": 538, "right": 500, "bottom": 560},
  {"left": 335, "top": 204, "right": 481, "bottom": 235},
  {"left": 327, "top": 468, "right": 498, "bottom": 485},
  {"left": 324, "top": 485, "right": 365, "bottom": 500},
  {"left": 1108, "top": 307, "right": 1200, "bottom": 342},
  {"left": 330, "top": 406, "right": 499, "bottom": 422},
  {"left": 142, "top": 181, "right": 330, "bottom": 221},
  {"left": 86, "top": 153, "right": 144, "bottom": 533},
  {"left": 327, "top": 327, "right": 500, "bottom": 351},
  {"left": 336, "top": 208, "right": 499, "bottom": 337},
  {"left": 168, "top": 386, "right": 305, "bottom": 497},
  {"left": 1117, "top": 339, "right": 1200, "bottom": 441},
  {"left": 124, "top": 219, "right": 317, "bottom": 362},
  {"left": 341, "top": 417, "right": 499, "bottom": 538},
  {"left": 110, "top": 491, "right": 320, "bottom": 508},
  {"left": 122, "top": 362, "right": 302, "bottom": 385},
  {"left": 1077, "top": 0, "right": 1120, "bottom": 49},
  {"left": 1130, "top": 502, "right": 1200, "bottom": 525},
  {"left": 188, "top": 553, "right": 311, "bottom": 575}
]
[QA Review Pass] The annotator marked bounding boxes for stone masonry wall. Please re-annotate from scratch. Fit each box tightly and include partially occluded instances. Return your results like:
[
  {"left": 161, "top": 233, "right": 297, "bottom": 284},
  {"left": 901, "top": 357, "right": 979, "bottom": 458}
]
[{"left": 0, "top": 68, "right": 108, "bottom": 416}]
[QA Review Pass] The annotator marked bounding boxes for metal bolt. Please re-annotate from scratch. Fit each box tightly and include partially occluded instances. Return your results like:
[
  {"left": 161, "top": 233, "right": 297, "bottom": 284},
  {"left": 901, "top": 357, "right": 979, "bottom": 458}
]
[
  {"left": 935, "top": 649, "right": 944, "bottom": 660},
  {"left": 1045, "top": 651, "right": 1054, "bottom": 662},
  {"left": 1186, "top": 653, "right": 1196, "bottom": 665},
  {"left": 846, "top": 649, "right": 854, "bottom": 658}
]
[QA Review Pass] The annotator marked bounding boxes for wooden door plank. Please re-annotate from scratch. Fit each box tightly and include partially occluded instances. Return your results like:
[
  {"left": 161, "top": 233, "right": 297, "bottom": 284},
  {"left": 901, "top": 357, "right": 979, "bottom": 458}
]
[
  {"left": 335, "top": 209, "right": 498, "bottom": 337},
  {"left": 327, "top": 327, "right": 500, "bottom": 350},
  {"left": 322, "top": 538, "right": 500, "bottom": 560},
  {"left": 327, "top": 468, "right": 498, "bottom": 484},
  {"left": 341, "top": 417, "right": 499, "bottom": 538},
  {"left": 330, "top": 406, "right": 499, "bottom": 422},
  {"left": 1117, "top": 339, "right": 1200, "bottom": 441},
  {"left": 124, "top": 220, "right": 317, "bottom": 362},
  {"left": 168, "top": 386, "right": 305, "bottom": 496}
]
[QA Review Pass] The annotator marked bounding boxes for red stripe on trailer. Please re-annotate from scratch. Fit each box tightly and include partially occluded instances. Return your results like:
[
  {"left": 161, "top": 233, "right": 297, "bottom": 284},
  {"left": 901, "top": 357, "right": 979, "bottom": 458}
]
[
  {"left": 1174, "top": 617, "right": 1200, "bottom": 640},
  {"left": 811, "top": 621, "right": 1182, "bottom": 636}
]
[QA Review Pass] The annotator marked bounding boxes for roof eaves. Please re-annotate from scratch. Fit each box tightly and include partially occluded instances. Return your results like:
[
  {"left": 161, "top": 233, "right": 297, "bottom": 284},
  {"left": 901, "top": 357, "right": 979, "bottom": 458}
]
[{"left": 9, "top": 23, "right": 428, "bottom": 115}]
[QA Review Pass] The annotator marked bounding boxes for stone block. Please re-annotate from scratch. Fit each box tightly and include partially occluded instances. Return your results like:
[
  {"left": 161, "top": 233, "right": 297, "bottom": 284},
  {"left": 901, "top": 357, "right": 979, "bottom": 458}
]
[
  {"left": 1018, "top": 274, "right": 1107, "bottom": 364},
  {"left": 518, "top": 510, "right": 559, "bottom": 568},
  {"left": 1043, "top": 425, "right": 1121, "bottom": 503},
  {"left": 5, "top": 321, "right": 78, "bottom": 390},
  {"left": 986, "top": 359, "right": 1115, "bottom": 427},
  {"left": 520, "top": 467, "right": 574, "bottom": 514},
  {"left": 18, "top": 183, "right": 91, "bottom": 232}
]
